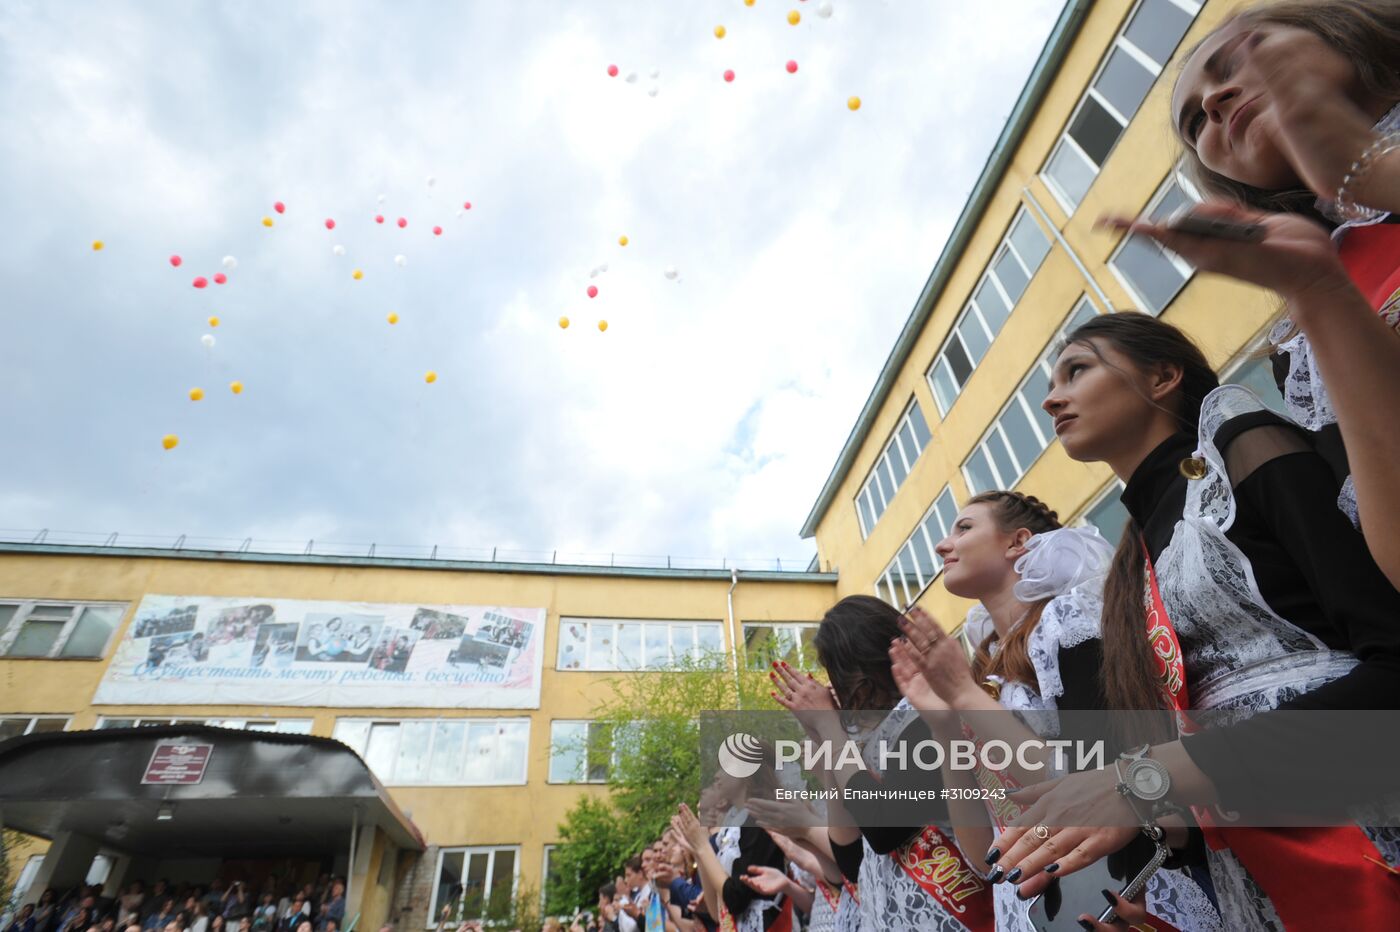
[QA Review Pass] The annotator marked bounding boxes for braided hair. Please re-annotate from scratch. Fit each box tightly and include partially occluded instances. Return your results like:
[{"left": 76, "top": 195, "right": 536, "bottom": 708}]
[{"left": 962, "top": 490, "right": 1062, "bottom": 691}]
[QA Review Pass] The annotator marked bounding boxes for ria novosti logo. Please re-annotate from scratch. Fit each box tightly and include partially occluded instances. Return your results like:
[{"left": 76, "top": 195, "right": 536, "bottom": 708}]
[{"left": 717, "top": 732, "right": 765, "bottom": 778}]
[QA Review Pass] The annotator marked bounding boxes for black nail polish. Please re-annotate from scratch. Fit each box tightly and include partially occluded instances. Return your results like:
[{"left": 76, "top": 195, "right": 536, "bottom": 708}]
[
  {"left": 1078, "top": 921, "right": 1095, "bottom": 932},
  {"left": 984, "top": 867, "right": 1004, "bottom": 883},
  {"left": 1101, "top": 889, "right": 1117, "bottom": 906},
  {"left": 1045, "top": 863, "right": 1059, "bottom": 874},
  {"left": 1005, "top": 867, "right": 1023, "bottom": 883},
  {"left": 984, "top": 847, "right": 1001, "bottom": 865}
]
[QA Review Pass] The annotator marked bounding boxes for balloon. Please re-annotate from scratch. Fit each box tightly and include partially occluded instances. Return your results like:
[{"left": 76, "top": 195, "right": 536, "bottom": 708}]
[
  {"left": 424, "top": 371, "right": 437, "bottom": 384},
  {"left": 786, "top": 60, "right": 798, "bottom": 73},
  {"left": 426, "top": 175, "right": 437, "bottom": 187},
  {"left": 618, "top": 235, "right": 629, "bottom": 246},
  {"left": 193, "top": 276, "right": 208, "bottom": 288},
  {"left": 208, "top": 316, "right": 219, "bottom": 327},
  {"left": 352, "top": 269, "right": 364, "bottom": 280},
  {"left": 333, "top": 244, "right": 346, "bottom": 256},
  {"left": 625, "top": 71, "right": 637, "bottom": 83},
  {"left": 818, "top": 1, "right": 833, "bottom": 16},
  {"left": 375, "top": 215, "right": 385, "bottom": 224},
  {"left": 325, "top": 218, "right": 336, "bottom": 230},
  {"left": 664, "top": 266, "right": 679, "bottom": 280},
  {"left": 788, "top": 9, "right": 800, "bottom": 24},
  {"left": 587, "top": 285, "right": 598, "bottom": 298},
  {"left": 222, "top": 255, "right": 237, "bottom": 269},
  {"left": 92, "top": 240, "right": 104, "bottom": 251},
  {"left": 714, "top": 25, "right": 726, "bottom": 38},
  {"left": 463, "top": 201, "right": 472, "bottom": 210},
  {"left": 600, "top": 263, "right": 608, "bottom": 272},
  {"left": 744, "top": 0, "right": 754, "bottom": 5},
  {"left": 213, "top": 272, "right": 227, "bottom": 284},
  {"left": 169, "top": 255, "right": 182, "bottom": 267},
  {"left": 847, "top": 95, "right": 861, "bottom": 110},
  {"left": 558, "top": 316, "right": 570, "bottom": 329},
  {"left": 387, "top": 313, "right": 399, "bottom": 325},
  {"left": 433, "top": 226, "right": 443, "bottom": 236},
  {"left": 262, "top": 217, "right": 273, "bottom": 227},
  {"left": 397, "top": 217, "right": 407, "bottom": 228},
  {"left": 598, "top": 320, "right": 609, "bottom": 332},
  {"left": 162, "top": 434, "right": 179, "bottom": 450},
  {"left": 377, "top": 193, "right": 387, "bottom": 204},
  {"left": 274, "top": 201, "right": 285, "bottom": 214},
  {"left": 201, "top": 334, "right": 215, "bottom": 347},
  {"left": 189, "top": 387, "right": 204, "bottom": 402},
  {"left": 394, "top": 254, "right": 407, "bottom": 267},
  {"left": 648, "top": 86, "right": 658, "bottom": 97},
  {"left": 230, "top": 381, "right": 243, "bottom": 394},
  {"left": 607, "top": 64, "right": 619, "bottom": 77},
  {"left": 723, "top": 69, "right": 735, "bottom": 82},
  {"left": 650, "top": 69, "right": 660, "bottom": 78}
]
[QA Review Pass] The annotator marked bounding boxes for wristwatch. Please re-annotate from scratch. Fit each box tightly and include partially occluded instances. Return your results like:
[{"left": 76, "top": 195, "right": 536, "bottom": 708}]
[{"left": 1114, "top": 744, "right": 1183, "bottom": 825}]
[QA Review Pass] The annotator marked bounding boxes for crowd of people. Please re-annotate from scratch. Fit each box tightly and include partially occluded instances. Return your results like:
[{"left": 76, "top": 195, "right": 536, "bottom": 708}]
[
  {"left": 4, "top": 878, "right": 349, "bottom": 932},
  {"left": 563, "top": 1, "right": 1400, "bottom": 928}
]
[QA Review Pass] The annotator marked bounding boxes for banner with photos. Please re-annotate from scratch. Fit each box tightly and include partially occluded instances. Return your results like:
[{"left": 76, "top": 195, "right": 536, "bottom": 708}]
[{"left": 93, "top": 595, "right": 546, "bottom": 708}]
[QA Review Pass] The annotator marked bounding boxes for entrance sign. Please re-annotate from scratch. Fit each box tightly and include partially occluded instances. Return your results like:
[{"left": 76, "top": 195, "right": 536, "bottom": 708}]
[{"left": 143, "top": 743, "right": 213, "bottom": 784}]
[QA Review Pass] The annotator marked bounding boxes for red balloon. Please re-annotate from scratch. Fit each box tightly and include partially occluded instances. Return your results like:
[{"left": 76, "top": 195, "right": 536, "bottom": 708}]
[
  {"left": 375, "top": 215, "right": 385, "bottom": 224},
  {"left": 723, "top": 69, "right": 735, "bottom": 82},
  {"left": 193, "top": 276, "right": 208, "bottom": 289},
  {"left": 397, "top": 218, "right": 407, "bottom": 228},
  {"left": 587, "top": 285, "right": 598, "bottom": 298},
  {"left": 213, "top": 272, "right": 227, "bottom": 285},
  {"left": 324, "top": 218, "right": 336, "bottom": 230},
  {"left": 607, "top": 64, "right": 619, "bottom": 77},
  {"left": 786, "top": 60, "right": 799, "bottom": 73},
  {"left": 463, "top": 201, "right": 472, "bottom": 210},
  {"left": 169, "top": 255, "right": 182, "bottom": 267},
  {"left": 433, "top": 226, "right": 443, "bottom": 236},
  {"left": 274, "top": 201, "right": 285, "bottom": 214}
]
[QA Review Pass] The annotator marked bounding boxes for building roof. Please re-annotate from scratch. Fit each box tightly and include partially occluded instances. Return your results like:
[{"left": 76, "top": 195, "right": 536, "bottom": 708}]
[{"left": 798, "top": 0, "right": 1091, "bottom": 540}]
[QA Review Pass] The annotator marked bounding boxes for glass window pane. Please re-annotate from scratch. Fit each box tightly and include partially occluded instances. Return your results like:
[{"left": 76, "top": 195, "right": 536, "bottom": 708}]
[
  {"left": 857, "top": 490, "right": 877, "bottom": 536},
  {"left": 496, "top": 722, "right": 528, "bottom": 782},
  {"left": 431, "top": 721, "right": 468, "bottom": 784},
  {"left": 798, "top": 626, "right": 819, "bottom": 668},
  {"left": 333, "top": 720, "right": 371, "bottom": 755},
  {"left": 1115, "top": 234, "right": 1188, "bottom": 313},
  {"left": 557, "top": 620, "right": 587, "bottom": 671},
  {"left": 7, "top": 621, "right": 63, "bottom": 657},
  {"left": 1228, "top": 358, "right": 1286, "bottom": 415},
  {"left": 1148, "top": 181, "right": 1196, "bottom": 224},
  {"left": 1000, "top": 399, "right": 1047, "bottom": 478},
  {"left": 672, "top": 624, "right": 698, "bottom": 663},
  {"left": 695, "top": 624, "right": 723, "bottom": 665},
  {"left": 29, "top": 718, "right": 66, "bottom": 734},
  {"left": 395, "top": 721, "right": 432, "bottom": 783},
  {"left": 1124, "top": 0, "right": 1194, "bottom": 68},
  {"left": 943, "top": 336, "right": 975, "bottom": 388},
  {"left": 0, "top": 719, "right": 26, "bottom": 742},
  {"left": 550, "top": 722, "right": 586, "bottom": 782},
  {"left": 1068, "top": 95, "right": 1124, "bottom": 167},
  {"left": 744, "top": 625, "right": 774, "bottom": 670},
  {"left": 870, "top": 466, "right": 890, "bottom": 510},
  {"left": 1025, "top": 362, "right": 1056, "bottom": 440},
  {"left": 464, "top": 723, "right": 496, "bottom": 783},
  {"left": 587, "top": 622, "right": 616, "bottom": 671},
  {"left": 931, "top": 358, "right": 960, "bottom": 413},
  {"left": 898, "top": 420, "right": 919, "bottom": 465},
  {"left": 643, "top": 624, "right": 670, "bottom": 669},
  {"left": 965, "top": 448, "right": 998, "bottom": 495},
  {"left": 1045, "top": 141, "right": 1097, "bottom": 207},
  {"left": 99, "top": 718, "right": 137, "bottom": 730},
  {"left": 908, "top": 402, "right": 932, "bottom": 449},
  {"left": 1094, "top": 47, "right": 1156, "bottom": 122},
  {"left": 986, "top": 429, "right": 1018, "bottom": 489},
  {"left": 874, "top": 575, "right": 891, "bottom": 605},
  {"left": 957, "top": 313, "right": 991, "bottom": 366},
  {"left": 465, "top": 852, "right": 490, "bottom": 918},
  {"left": 909, "top": 528, "right": 938, "bottom": 582},
  {"left": 488, "top": 850, "right": 516, "bottom": 916},
  {"left": 436, "top": 851, "right": 466, "bottom": 921},
  {"left": 0, "top": 605, "right": 19, "bottom": 636},
  {"left": 1087, "top": 491, "right": 1131, "bottom": 543},
  {"left": 887, "top": 447, "right": 908, "bottom": 487},
  {"left": 897, "top": 544, "right": 921, "bottom": 599},
  {"left": 364, "top": 723, "right": 399, "bottom": 780},
  {"left": 881, "top": 457, "right": 899, "bottom": 497},
  {"left": 975, "top": 279, "right": 1011, "bottom": 333},
  {"left": 935, "top": 489, "right": 959, "bottom": 534},
  {"left": 60, "top": 606, "right": 121, "bottom": 658},
  {"left": 1009, "top": 213, "right": 1051, "bottom": 273},
  {"left": 275, "top": 719, "right": 314, "bottom": 735},
  {"left": 616, "top": 622, "right": 642, "bottom": 670},
  {"left": 992, "top": 248, "right": 1032, "bottom": 306},
  {"left": 584, "top": 722, "right": 613, "bottom": 782}
]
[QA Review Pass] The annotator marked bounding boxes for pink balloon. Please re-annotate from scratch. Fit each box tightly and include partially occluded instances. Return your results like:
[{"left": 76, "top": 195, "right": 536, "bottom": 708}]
[
  {"left": 193, "top": 276, "right": 208, "bottom": 289},
  {"left": 786, "top": 60, "right": 799, "bottom": 73},
  {"left": 587, "top": 285, "right": 598, "bottom": 298},
  {"left": 463, "top": 201, "right": 472, "bottom": 210},
  {"left": 723, "top": 69, "right": 735, "bottom": 82},
  {"left": 397, "top": 218, "right": 407, "bottom": 228},
  {"left": 433, "top": 226, "right": 443, "bottom": 236},
  {"left": 169, "top": 255, "right": 182, "bottom": 267},
  {"left": 607, "top": 64, "right": 619, "bottom": 77},
  {"left": 375, "top": 215, "right": 385, "bottom": 224},
  {"left": 274, "top": 201, "right": 285, "bottom": 214},
  {"left": 324, "top": 218, "right": 336, "bottom": 230},
  {"left": 213, "top": 272, "right": 227, "bottom": 285}
]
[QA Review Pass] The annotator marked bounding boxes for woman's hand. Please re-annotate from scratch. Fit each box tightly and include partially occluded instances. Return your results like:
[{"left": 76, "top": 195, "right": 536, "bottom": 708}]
[
  {"left": 888, "top": 637, "right": 950, "bottom": 713},
  {"left": 739, "top": 866, "right": 790, "bottom": 899},
  {"left": 746, "top": 796, "right": 817, "bottom": 834},
  {"left": 673, "top": 804, "right": 711, "bottom": 854},
  {"left": 1075, "top": 889, "right": 1155, "bottom": 931},
  {"left": 896, "top": 607, "right": 982, "bottom": 709},
  {"left": 765, "top": 830, "right": 823, "bottom": 879},
  {"left": 987, "top": 768, "right": 1140, "bottom": 885},
  {"left": 770, "top": 661, "right": 840, "bottom": 738}
]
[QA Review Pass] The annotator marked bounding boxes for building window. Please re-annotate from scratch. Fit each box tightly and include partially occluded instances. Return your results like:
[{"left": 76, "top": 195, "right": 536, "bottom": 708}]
[
  {"left": 95, "top": 717, "right": 314, "bottom": 733},
  {"left": 926, "top": 209, "right": 1052, "bottom": 415},
  {"left": 963, "top": 299, "right": 1098, "bottom": 494},
  {"left": 548, "top": 720, "right": 619, "bottom": 784},
  {"left": 1109, "top": 172, "right": 1203, "bottom": 314},
  {"left": 0, "top": 600, "right": 127, "bottom": 659},
  {"left": 556, "top": 619, "right": 724, "bottom": 671},
  {"left": 430, "top": 845, "right": 519, "bottom": 925},
  {"left": 0, "top": 716, "right": 70, "bottom": 742},
  {"left": 1041, "top": 0, "right": 1203, "bottom": 211},
  {"left": 332, "top": 718, "right": 529, "bottom": 786},
  {"left": 876, "top": 487, "right": 958, "bottom": 607},
  {"left": 854, "top": 399, "right": 933, "bottom": 537},
  {"left": 1082, "top": 481, "right": 1131, "bottom": 542},
  {"left": 742, "top": 623, "right": 819, "bottom": 670}
]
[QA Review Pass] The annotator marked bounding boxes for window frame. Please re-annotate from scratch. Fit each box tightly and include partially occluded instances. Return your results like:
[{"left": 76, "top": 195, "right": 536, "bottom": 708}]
[
  {"left": 547, "top": 719, "right": 619, "bottom": 785},
  {"left": 555, "top": 618, "right": 725, "bottom": 672},
  {"left": 0, "top": 599, "right": 128, "bottom": 660},
  {"left": 333, "top": 717, "right": 530, "bottom": 787},
  {"left": 854, "top": 399, "right": 932, "bottom": 538},
  {"left": 95, "top": 716, "right": 313, "bottom": 733},
  {"left": 1107, "top": 168, "right": 1204, "bottom": 315},
  {"left": 0, "top": 715, "right": 72, "bottom": 740},
  {"left": 427, "top": 844, "right": 521, "bottom": 927},
  {"left": 875, "top": 486, "right": 958, "bottom": 607},
  {"left": 740, "top": 622, "right": 820, "bottom": 670}
]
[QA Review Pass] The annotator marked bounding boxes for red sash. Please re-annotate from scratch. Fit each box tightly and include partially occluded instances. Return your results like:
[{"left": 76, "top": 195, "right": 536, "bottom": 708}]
[
  {"left": 814, "top": 879, "right": 840, "bottom": 914},
  {"left": 891, "top": 824, "right": 995, "bottom": 932},
  {"left": 1141, "top": 539, "right": 1400, "bottom": 926},
  {"left": 1339, "top": 222, "right": 1400, "bottom": 312},
  {"left": 716, "top": 892, "right": 792, "bottom": 932}
]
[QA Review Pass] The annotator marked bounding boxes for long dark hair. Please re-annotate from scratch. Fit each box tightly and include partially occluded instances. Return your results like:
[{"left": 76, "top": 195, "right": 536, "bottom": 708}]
[
  {"left": 813, "top": 595, "right": 904, "bottom": 712},
  {"left": 1059, "top": 313, "right": 1219, "bottom": 720},
  {"left": 1176, "top": 0, "right": 1400, "bottom": 216}
]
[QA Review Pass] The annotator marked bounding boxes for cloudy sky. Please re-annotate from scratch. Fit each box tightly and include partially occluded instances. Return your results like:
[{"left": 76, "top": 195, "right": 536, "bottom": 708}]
[{"left": 0, "top": 0, "right": 1061, "bottom": 568}]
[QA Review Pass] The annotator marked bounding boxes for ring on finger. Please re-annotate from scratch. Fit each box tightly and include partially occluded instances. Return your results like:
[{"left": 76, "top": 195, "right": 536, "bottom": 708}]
[{"left": 1032, "top": 824, "right": 1051, "bottom": 841}]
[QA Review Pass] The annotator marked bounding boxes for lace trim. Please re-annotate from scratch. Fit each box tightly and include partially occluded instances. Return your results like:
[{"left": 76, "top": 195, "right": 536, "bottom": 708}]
[{"left": 856, "top": 837, "right": 970, "bottom": 932}]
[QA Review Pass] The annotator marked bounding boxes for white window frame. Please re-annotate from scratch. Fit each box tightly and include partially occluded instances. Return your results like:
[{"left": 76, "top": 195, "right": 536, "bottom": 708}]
[
  {"left": 741, "top": 622, "right": 820, "bottom": 670},
  {"left": 555, "top": 618, "right": 725, "bottom": 672},
  {"left": 1039, "top": 0, "right": 1204, "bottom": 213},
  {"left": 427, "top": 844, "right": 521, "bottom": 927},
  {"left": 541, "top": 845, "right": 558, "bottom": 912},
  {"left": 0, "top": 715, "right": 72, "bottom": 738},
  {"left": 95, "top": 716, "right": 313, "bottom": 733},
  {"left": 925, "top": 208, "right": 1052, "bottom": 416},
  {"left": 0, "top": 599, "right": 128, "bottom": 659},
  {"left": 854, "top": 399, "right": 933, "bottom": 538},
  {"left": 547, "top": 719, "right": 620, "bottom": 784},
  {"left": 1108, "top": 168, "right": 1203, "bottom": 315},
  {"left": 333, "top": 717, "right": 530, "bottom": 787},
  {"left": 876, "top": 486, "right": 958, "bottom": 608}
]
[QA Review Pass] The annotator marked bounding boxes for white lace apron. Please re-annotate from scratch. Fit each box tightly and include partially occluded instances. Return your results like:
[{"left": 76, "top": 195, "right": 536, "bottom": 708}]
[{"left": 716, "top": 812, "right": 784, "bottom": 932}]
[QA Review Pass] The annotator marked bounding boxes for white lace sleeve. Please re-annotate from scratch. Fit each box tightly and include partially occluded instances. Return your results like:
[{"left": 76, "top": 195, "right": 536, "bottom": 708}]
[{"left": 1025, "top": 584, "right": 1104, "bottom": 711}]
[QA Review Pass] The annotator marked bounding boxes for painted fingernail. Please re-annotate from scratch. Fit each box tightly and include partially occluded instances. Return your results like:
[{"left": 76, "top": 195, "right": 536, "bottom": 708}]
[
  {"left": 984, "top": 848, "right": 1000, "bottom": 865},
  {"left": 1101, "top": 890, "right": 1116, "bottom": 906},
  {"left": 984, "top": 867, "right": 1004, "bottom": 883},
  {"left": 1005, "top": 868, "right": 1022, "bottom": 883},
  {"left": 1077, "top": 921, "right": 1094, "bottom": 932},
  {"left": 1045, "top": 863, "right": 1059, "bottom": 874},
  {"left": 1014, "top": 885, "right": 1031, "bottom": 901},
  {"left": 771, "top": 661, "right": 778, "bottom": 668}
]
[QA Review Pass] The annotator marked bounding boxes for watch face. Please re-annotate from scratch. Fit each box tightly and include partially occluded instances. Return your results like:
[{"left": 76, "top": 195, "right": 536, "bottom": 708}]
[{"left": 1128, "top": 759, "right": 1170, "bottom": 800}]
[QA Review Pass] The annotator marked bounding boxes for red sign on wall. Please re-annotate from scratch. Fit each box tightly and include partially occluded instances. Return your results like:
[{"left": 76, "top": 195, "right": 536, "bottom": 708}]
[{"left": 142, "top": 743, "right": 213, "bottom": 785}]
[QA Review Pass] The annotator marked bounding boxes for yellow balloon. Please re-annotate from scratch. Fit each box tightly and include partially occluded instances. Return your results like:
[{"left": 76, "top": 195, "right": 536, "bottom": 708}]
[
  {"left": 162, "top": 434, "right": 179, "bottom": 450},
  {"left": 261, "top": 216, "right": 274, "bottom": 227},
  {"left": 352, "top": 269, "right": 364, "bottom": 280},
  {"left": 619, "top": 235, "right": 629, "bottom": 246},
  {"left": 425, "top": 371, "right": 437, "bottom": 384},
  {"left": 208, "top": 316, "right": 220, "bottom": 327},
  {"left": 559, "top": 316, "right": 570, "bottom": 329},
  {"left": 387, "top": 312, "right": 399, "bottom": 325},
  {"left": 744, "top": 0, "right": 755, "bottom": 6},
  {"left": 91, "top": 240, "right": 104, "bottom": 251},
  {"left": 714, "top": 25, "right": 726, "bottom": 38},
  {"left": 847, "top": 95, "right": 862, "bottom": 111},
  {"left": 230, "top": 381, "right": 244, "bottom": 395},
  {"left": 598, "top": 320, "right": 609, "bottom": 332},
  {"left": 788, "top": 9, "right": 800, "bottom": 24},
  {"left": 189, "top": 387, "right": 204, "bottom": 402}
]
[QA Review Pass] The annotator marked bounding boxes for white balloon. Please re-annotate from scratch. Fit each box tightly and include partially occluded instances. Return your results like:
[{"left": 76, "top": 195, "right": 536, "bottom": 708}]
[
  {"left": 201, "top": 334, "right": 215, "bottom": 347},
  {"left": 818, "top": 1, "right": 833, "bottom": 17},
  {"left": 589, "top": 268, "right": 599, "bottom": 279},
  {"left": 650, "top": 69, "right": 660, "bottom": 79},
  {"left": 221, "top": 255, "right": 237, "bottom": 270},
  {"left": 600, "top": 263, "right": 609, "bottom": 272},
  {"left": 394, "top": 254, "right": 407, "bottom": 267},
  {"left": 625, "top": 71, "right": 637, "bottom": 83},
  {"left": 426, "top": 175, "right": 437, "bottom": 187},
  {"left": 455, "top": 209, "right": 464, "bottom": 218},
  {"left": 376, "top": 193, "right": 387, "bottom": 204},
  {"left": 332, "top": 244, "right": 346, "bottom": 256},
  {"left": 648, "top": 86, "right": 658, "bottom": 97},
  {"left": 664, "top": 266, "right": 679, "bottom": 280}
]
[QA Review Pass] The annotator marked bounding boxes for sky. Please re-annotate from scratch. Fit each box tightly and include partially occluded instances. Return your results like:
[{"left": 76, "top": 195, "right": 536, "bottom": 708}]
[{"left": 0, "top": 0, "right": 1063, "bottom": 568}]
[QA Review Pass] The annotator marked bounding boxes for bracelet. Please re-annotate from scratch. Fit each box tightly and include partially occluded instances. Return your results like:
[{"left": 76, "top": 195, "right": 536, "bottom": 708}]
[{"left": 1335, "top": 130, "right": 1400, "bottom": 223}]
